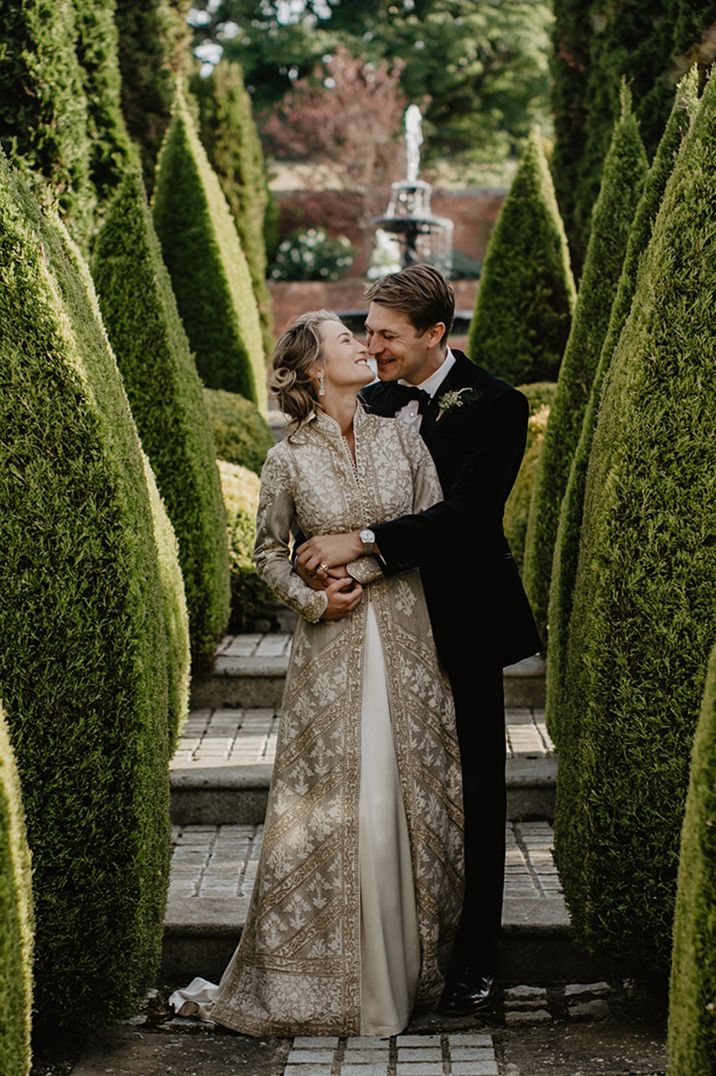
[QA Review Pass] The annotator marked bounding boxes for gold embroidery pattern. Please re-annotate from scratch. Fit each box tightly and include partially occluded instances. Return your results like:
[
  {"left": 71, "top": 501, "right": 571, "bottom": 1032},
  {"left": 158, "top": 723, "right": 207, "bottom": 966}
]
[{"left": 212, "top": 406, "right": 464, "bottom": 1036}]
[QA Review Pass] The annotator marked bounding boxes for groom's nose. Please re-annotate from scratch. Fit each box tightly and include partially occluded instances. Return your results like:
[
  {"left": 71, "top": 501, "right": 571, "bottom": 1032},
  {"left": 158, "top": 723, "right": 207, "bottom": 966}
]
[{"left": 368, "top": 336, "right": 382, "bottom": 355}]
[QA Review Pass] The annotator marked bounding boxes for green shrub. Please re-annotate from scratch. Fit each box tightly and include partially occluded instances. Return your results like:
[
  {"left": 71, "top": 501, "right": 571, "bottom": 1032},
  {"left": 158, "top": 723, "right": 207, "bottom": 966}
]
[
  {"left": 553, "top": 70, "right": 716, "bottom": 972},
  {"left": 72, "top": 0, "right": 133, "bottom": 208},
  {"left": 153, "top": 91, "right": 266, "bottom": 408},
  {"left": 218, "top": 460, "right": 275, "bottom": 633},
  {"left": 505, "top": 383, "right": 557, "bottom": 571},
  {"left": 93, "top": 167, "right": 230, "bottom": 662},
  {"left": 191, "top": 60, "right": 274, "bottom": 360},
  {"left": 203, "top": 388, "right": 274, "bottom": 477},
  {"left": 0, "top": 703, "right": 33, "bottom": 1076},
  {"left": 468, "top": 130, "right": 575, "bottom": 384},
  {"left": 667, "top": 639, "right": 716, "bottom": 1074},
  {"left": 114, "top": 0, "right": 191, "bottom": 188},
  {"left": 270, "top": 226, "right": 354, "bottom": 282},
  {"left": 523, "top": 86, "right": 647, "bottom": 644},
  {"left": 0, "top": 0, "right": 95, "bottom": 244},
  {"left": 0, "top": 151, "right": 171, "bottom": 1029},
  {"left": 142, "top": 454, "right": 190, "bottom": 750},
  {"left": 546, "top": 70, "right": 698, "bottom": 746}
]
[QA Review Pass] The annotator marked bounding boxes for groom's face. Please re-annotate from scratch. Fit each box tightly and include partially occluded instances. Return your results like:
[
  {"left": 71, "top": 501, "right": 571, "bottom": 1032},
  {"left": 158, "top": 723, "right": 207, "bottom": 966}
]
[{"left": 364, "top": 303, "right": 436, "bottom": 384}]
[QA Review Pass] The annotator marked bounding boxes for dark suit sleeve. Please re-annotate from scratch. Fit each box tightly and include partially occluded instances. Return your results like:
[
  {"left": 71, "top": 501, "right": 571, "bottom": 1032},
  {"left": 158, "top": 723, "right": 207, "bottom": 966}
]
[{"left": 372, "top": 388, "right": 528, "bottom": 574}]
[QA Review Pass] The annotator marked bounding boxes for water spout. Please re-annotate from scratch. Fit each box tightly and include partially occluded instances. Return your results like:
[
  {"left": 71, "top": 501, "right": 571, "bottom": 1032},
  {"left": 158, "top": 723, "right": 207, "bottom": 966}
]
[{"left": 405, "top": 105, "right": 423, "bottom": 185}]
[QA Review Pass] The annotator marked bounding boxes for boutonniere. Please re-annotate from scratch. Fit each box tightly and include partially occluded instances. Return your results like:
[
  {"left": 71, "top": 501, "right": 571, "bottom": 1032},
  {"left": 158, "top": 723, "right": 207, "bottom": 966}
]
[{"left": 437, "top": 386, "right": 479, "bottom": 420}]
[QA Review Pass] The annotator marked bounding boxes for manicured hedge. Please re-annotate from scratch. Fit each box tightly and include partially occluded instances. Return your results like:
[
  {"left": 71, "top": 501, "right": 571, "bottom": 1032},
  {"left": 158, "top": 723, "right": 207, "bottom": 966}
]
[
  {"left": 93, "top": 168, "right": 230, "bottom": 663},
  {"left": 468, "top": 130, "right": 575, "bottom": 384},
  {"left": 72, "top": 0, "right": 132, "bottom": 207},
  {"left": 114, "top": 0, "right": 191, "bottom": 187},
  {"left": 204, "top": 388, "right": 274, "bottom": 477},
  {"left": 142, "top": 454, "right": 190, "bottom": 749},
  {"left": 192, "top": 60, "right": 274, "bottom": 360},
  {"left": 504, "top": 383, "right": 557, "bottom": 571},
  {"left": 218, "top": 460, "right": 275, "bottom": 633},
  {"left": 553, "top": 70, "right": 716, "bottom": 971},
  {"left": 153, "top": 92, "right": 266, "bottom": 408},
  {"left": 0, "top": 151, "right": 171, "bottom": 1029},
  {"left": 523, "top": 86, "right": 647, "bottom": 644},
  {"left": 0, "top": 704, "right": 33, "bottom": 1076},
  {"left": 546, "top": 70, "right": 698, "bottom": 746},
  {"left": 667, "top": 640, "right": 716, "bottom": 1074},
  {"left": 0, "top": 0, "right": 95, "bottom": 243}
]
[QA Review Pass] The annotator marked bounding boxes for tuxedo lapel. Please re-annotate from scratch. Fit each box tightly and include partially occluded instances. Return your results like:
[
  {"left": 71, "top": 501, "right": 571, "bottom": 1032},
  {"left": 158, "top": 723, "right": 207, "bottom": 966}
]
[{"left": 421, "top": 351, "right": 477, "bottom": 442}]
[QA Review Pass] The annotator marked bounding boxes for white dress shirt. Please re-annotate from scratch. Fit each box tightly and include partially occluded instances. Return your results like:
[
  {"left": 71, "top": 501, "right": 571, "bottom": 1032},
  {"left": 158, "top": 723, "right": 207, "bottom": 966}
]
[{"left": 395, "top": 348, "right": 456, "bottom": 431}]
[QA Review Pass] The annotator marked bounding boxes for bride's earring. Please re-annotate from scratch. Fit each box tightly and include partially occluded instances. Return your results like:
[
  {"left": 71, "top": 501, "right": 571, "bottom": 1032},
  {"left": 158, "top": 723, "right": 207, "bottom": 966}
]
[{"left": 318, "top": 370, "right": 326, "bottom": 396}]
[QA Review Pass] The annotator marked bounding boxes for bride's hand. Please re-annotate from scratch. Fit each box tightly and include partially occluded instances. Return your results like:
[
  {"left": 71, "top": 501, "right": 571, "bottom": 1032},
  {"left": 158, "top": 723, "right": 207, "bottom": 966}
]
[{"left": 321, "top": 577, "right": 363, "bottom": 621}]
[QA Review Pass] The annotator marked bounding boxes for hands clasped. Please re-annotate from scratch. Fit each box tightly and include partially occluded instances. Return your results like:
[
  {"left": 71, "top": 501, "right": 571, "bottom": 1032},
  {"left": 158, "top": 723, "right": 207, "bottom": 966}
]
[{"left": 295, "top": 533, "right": 365, "bottom": 621}]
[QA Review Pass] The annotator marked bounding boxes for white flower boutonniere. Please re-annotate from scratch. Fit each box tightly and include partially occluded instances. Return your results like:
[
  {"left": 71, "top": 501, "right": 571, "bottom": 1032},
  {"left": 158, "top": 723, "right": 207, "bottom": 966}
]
[{"left": 437, "top": 386, "right": 480, "bottom": 420}]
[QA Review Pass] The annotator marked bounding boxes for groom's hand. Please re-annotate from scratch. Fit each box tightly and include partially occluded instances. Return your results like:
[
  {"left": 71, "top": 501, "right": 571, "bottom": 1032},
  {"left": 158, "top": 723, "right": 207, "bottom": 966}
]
[
  {"left": 296, "top": 561, "right": 350, "bottom": 591},
  {"left": 321, "top": 576, "right": 363, "bottom": 621},
  {"left": 296, "top": 533, "right": 363, "bottom": 575}
]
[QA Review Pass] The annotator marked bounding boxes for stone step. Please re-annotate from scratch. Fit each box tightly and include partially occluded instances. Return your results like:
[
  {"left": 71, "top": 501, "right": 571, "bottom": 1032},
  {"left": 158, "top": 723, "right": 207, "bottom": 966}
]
[
  {"left": 170, "top": 707, "right": 556, "bottom": 826},
  {"left": 162, "top": 821, "right": 610, "bottom": 985},
  {"left": 191, "top": 635, "right": 546, "bottom": 711}
]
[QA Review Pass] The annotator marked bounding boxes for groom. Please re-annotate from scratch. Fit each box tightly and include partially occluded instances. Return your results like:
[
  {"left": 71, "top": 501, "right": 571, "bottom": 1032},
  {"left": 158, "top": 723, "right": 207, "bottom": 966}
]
[{"left": 296, "top": 264, "right": 541, "bottom": 1013}]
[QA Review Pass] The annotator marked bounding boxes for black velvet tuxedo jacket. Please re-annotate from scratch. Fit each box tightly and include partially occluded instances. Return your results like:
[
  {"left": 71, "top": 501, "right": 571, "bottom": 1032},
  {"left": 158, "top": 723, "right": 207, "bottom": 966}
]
[{"left": 361, "top": 349, "right": 541, "bottom": 670}]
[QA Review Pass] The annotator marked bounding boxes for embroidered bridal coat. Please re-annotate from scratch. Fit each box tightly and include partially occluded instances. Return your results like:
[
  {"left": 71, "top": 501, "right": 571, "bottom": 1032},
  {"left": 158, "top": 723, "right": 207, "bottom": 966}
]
[{"left": 211, "top": 403, "right": 464, "bottom": 1036}]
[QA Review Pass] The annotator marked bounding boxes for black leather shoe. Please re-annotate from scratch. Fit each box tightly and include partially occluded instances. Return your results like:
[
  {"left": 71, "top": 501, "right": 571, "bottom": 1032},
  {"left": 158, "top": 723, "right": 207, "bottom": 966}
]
[{"left": 438, "top": 972, "right": 498, "bottom": 1016}]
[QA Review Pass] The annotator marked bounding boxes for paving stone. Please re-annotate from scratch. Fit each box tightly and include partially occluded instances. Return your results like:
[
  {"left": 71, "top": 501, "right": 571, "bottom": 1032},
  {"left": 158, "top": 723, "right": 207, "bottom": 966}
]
[
  {"left": 446, "top": 1034, "right": 493, "bottom": 1047},
  {"left": 569, "top": 998, "right": 610, "bottom": 1020},
  {"left": 346, "top": 1035, "right": 391, "bottom": 1047},
  {"left": 450, "top": 1064, "right": 498, "bottom": 1076},
  {"left": 285, "top": 1066, "right": 333, "bottom": 1076},
  {"left": 451, "top": 1047, "right": 497, "bottom": 1061},
  {"left": 504, "top": 985, "right": 547, "bottom": 1000},
  {"left": 397, "top": 1034, "right": 441, "bottom": 1046},
  {"left": 293, "top": 1036, "right": 340, "bottom": 1047},
  {"left": 397, "top": 1045, "right": 442, "bottom": 1060},
  {"left": 564, "top": 980, "right": 611, "bottom": 997},
  {"left": 395, "top": 1064, "right": 443, "bottom": 1075},
  {"left": 505, "top": 1008, "right": 552, "bottom": 1025},
  {"left": 287, "top": 1048, "right": 336, "bottom": 1063},
  {"left": 341, "top": 1065, "right": 389, "bottom": 1076},
  {"left": 344, "top": 1048, "right": 391, "bottom": 1062}
]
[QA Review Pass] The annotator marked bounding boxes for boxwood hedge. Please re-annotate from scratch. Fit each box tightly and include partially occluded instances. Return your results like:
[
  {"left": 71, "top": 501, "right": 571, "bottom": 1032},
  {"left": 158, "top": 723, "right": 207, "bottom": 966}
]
[
  {"left": 523, "top": 86, "right": 647, "bottom": 643},
  {"left": 553, "top": 70, "right": 716, "bottom": 971},
  {"left": 0, "top": 703, "right": 33, "bottom": 1076},
  {"left": 142, "top": 453, "right": 190, "bottom": 749},
  {"left": 153, "top": 91, "right": 266, "bottom": 408},
  {"left": 468, "top": 129, "right": 575, "bottom": 384},
  {"left": 545, "top": 70, "right": 698, "bottom": 746},
  {"left": 192, "top": 60, "right": 274, "bottom": 361},
  {"left": 218, "top": 460, "right": 275, "bottom": 633},
  {"left": 0, "top": 152, "right": 171, "bottom": 1029},
  {"left": 667, "top": 640, "right": 716, "bottom": 1074},
  {"left": 204, "top": 388, "right": 274, "bottom": 477},
  {"left": 93, "top": 168, "right": 230, "bottom": 663},
  {"left": 504, "top": 382, "right": 557, "bottom": 571}
]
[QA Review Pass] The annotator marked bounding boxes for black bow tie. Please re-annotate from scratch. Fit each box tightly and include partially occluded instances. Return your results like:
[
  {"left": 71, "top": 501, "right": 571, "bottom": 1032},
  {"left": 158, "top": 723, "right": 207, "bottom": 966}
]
[{"left": 392, "top": 383, "right": 432, "bottom": 415}]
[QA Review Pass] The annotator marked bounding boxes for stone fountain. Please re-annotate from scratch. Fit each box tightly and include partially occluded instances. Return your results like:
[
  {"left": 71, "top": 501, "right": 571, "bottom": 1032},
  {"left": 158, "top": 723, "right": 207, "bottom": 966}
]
[{"left": 371, "top": 105, "right": 454, "bottom": 278}]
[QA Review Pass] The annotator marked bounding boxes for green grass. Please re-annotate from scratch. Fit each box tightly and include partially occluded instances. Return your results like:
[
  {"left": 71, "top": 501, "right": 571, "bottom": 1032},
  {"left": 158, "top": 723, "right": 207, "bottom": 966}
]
[
  {"left": 468, "top": 129, "right": 575, "bottom": 384},
  {"left": 153, "top": 90, "right": 266, "bottom": 408},
  {"left": 545, "top": 69, "right": 699, "bottom": 746},
  {"left": 0, "top": 703, "right": 34, "bottom": 1075},
  {"left": 667, "top": 639, "right": 716, "bottom": 1074},
  {"left": 523, "top": 85, "right": 648, "bottom": 644},
  {"left": 93, "top": 167, "right": 230, "bottom": 663},
  {"left": 0, "top": 150, "right": 171, "bottom": 1030},
  {"left": 553, "top": 70, "right": 716, "bottom": 972}
]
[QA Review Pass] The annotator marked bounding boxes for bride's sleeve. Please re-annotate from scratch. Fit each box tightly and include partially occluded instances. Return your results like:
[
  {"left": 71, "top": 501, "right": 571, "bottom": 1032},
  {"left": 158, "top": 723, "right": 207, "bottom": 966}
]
[
  {"left": 346, "top": 423, "right": 443, "bottom": 585},
  {"left": 253, "top": 449, "right": 329, "bottom": 623}
]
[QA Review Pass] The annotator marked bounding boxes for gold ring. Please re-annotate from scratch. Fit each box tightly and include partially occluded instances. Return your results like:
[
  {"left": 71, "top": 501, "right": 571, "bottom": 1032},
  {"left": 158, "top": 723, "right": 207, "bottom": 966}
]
[{"left": 318, "top": 563, "right": 329, "bottom": 575}]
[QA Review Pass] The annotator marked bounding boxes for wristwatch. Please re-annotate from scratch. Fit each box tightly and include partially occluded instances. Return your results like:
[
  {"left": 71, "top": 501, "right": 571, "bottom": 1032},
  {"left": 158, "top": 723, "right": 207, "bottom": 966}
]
[{"left": 359, "top": 528, "right": 376, "bottom": 555}]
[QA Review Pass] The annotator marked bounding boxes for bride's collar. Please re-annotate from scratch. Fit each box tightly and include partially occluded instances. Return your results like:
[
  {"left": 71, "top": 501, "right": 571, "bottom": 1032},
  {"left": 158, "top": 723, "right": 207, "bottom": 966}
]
[{"left": 309, "top": 398, "right": 368, "bottom": 436}]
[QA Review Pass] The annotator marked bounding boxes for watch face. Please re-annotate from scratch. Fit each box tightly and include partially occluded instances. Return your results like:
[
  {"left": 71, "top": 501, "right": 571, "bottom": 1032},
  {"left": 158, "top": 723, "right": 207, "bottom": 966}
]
[{"left": 360, "top": 529, "right": 375, "bottom": 543}]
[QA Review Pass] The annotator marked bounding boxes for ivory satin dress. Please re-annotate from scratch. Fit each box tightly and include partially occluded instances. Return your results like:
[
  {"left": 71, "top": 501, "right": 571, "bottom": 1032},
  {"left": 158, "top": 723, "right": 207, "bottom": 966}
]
[{"left": 170, "top": 403, "right": 464, "bottom": 1036}]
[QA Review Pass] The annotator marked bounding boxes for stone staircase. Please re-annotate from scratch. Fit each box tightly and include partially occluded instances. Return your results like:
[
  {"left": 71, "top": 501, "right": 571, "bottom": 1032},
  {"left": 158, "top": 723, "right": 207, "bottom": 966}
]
[{"left": 161, "top": 628, "right": 610, "bottom": 988}]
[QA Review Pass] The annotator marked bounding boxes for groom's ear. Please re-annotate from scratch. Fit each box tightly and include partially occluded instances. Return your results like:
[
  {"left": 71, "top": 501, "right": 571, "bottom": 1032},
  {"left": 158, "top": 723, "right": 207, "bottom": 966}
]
[{"left": 426, "top": 322, "right": 447, "bottom": 349}]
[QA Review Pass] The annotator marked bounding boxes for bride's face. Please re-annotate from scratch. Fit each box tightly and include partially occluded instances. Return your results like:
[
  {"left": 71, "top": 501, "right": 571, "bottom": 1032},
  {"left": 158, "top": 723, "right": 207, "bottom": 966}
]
[{"left": 318, "top": 320, "right": 374, "bottom": 391}]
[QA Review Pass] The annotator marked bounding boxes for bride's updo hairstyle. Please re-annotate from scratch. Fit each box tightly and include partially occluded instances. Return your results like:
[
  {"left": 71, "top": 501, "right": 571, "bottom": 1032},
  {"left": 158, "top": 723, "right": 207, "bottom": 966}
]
[{"left": 270, "top": 309, "right": 341, "bottom": 432}]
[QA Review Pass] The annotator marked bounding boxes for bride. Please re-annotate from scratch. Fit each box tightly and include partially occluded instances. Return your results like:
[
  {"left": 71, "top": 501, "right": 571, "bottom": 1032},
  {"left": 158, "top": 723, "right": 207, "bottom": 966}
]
[{"left": 171, "top": 311, "right": 463, "bottom": 1037}]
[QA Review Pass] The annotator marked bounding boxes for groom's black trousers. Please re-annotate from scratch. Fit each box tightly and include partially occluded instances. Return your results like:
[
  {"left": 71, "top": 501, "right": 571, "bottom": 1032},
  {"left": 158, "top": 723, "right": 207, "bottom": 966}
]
[{"left": 443, "top": 656, "right": 506, "bottom": 977}]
